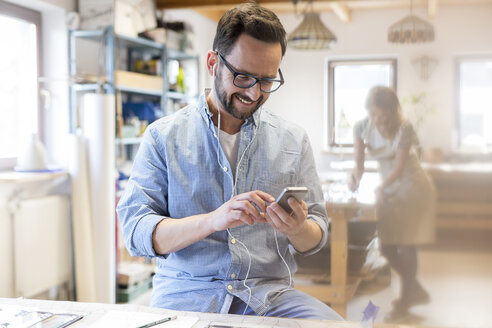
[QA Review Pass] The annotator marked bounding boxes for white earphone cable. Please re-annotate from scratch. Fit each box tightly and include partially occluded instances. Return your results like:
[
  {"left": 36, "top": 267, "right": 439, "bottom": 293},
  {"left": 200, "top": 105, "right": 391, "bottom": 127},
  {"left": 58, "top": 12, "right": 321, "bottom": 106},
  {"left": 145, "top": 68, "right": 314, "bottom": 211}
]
[{"left": 213, "top": 88, "right": 292, "bottom": 315}]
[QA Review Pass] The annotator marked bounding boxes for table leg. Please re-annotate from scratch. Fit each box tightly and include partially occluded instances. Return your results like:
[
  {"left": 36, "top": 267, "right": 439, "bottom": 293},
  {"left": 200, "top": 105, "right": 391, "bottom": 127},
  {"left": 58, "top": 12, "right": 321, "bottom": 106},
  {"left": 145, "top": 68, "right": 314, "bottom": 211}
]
[{"left": 330, "top": 209, "right": 349, "bottom": 318}]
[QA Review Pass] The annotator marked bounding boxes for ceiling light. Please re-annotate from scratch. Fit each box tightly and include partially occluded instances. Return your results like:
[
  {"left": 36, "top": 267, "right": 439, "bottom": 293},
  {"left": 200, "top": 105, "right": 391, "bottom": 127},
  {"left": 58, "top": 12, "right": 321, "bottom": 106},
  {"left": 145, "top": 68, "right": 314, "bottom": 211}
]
[
  {"left": 388, "top": 0, "right": 435, "bottom": 44},
  {"left": 288, "top": 1, "right": 337, "bottom": 50}
]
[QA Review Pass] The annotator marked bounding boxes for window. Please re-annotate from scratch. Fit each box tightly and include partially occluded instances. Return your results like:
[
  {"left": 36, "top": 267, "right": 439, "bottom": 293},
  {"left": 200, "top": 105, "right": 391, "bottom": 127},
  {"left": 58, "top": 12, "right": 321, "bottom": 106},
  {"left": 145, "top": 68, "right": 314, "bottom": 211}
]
[
  {"left": 456, "top": 56, "right": 492, "bottom": 152},
  {"left": 0, "top": 1, "right": 41, "bottom": 161},
  {"left": 326, "top": 58, "right": 397, "bottom": 148}
]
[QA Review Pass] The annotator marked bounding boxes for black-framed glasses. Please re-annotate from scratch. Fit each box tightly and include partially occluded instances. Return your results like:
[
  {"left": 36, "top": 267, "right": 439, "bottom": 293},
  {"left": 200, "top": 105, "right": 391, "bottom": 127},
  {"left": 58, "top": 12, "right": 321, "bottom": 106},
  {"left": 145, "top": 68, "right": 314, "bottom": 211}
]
[{"left": 216, "top": 52, "right": 284, "bottom": 93}]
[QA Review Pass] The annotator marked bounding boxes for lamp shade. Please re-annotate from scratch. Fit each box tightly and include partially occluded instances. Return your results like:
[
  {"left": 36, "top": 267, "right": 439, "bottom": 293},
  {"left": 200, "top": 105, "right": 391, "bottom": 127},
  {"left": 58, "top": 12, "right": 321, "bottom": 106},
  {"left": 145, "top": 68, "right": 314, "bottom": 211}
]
[
  {"left": 388, "top": 14, "right": 435, "bottom": 43},
  {"left": 288, "top": 12, "right": 336, "bottom": 50}
]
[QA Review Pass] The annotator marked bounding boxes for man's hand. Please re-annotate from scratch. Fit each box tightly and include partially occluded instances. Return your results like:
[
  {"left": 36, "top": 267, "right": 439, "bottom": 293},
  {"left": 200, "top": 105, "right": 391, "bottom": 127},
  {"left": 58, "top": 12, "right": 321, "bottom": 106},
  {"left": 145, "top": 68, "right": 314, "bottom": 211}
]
[
  {"left": 265, "top": 197, "right": 308, "bottom": 237},
  {"left": 208, "top": 190, "right": 275, "bottom": 231}
]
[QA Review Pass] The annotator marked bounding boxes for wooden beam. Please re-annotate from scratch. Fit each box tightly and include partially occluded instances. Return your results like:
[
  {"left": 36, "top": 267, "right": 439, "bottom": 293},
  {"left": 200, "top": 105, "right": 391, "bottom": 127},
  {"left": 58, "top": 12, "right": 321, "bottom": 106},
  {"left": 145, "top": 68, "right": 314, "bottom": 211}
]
[
  {"left": 156, "top": 0, "right": 352, "bottom": 10},
  {"left": 192, "top": 9, "right": 227, "bottom": 22},
  {"left": 330, "top": 2, "right": 351, "bottom": 23},
  {"left": 428, "top": 0, "right": 438, "bottom": 18},
  {"left": 156, "top": 0, "right": 287, "bottom": 9}
]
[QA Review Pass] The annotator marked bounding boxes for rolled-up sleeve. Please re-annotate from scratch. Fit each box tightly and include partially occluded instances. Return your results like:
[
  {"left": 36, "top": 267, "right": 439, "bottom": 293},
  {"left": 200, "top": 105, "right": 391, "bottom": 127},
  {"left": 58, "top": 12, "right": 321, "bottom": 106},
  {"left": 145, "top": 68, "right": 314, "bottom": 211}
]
[
  {"left": 293, "top": 132, "right": 329, "bottom": 256},
  {"left": 116, "top": 127, "right": 169, "bottom": 258}
]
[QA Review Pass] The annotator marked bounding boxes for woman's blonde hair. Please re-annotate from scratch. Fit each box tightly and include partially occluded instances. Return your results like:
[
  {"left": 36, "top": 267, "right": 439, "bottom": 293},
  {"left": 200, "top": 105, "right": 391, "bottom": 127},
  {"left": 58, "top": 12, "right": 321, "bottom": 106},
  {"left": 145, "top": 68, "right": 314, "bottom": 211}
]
[{"left": 365, "top": 85, "right": 401, "bottom": 116}]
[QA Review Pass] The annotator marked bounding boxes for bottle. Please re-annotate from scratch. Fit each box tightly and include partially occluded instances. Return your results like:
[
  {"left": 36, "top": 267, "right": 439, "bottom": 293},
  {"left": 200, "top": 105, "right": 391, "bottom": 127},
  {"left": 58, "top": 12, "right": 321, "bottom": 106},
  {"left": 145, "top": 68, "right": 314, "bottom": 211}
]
[{"left": 176, "top": 65, "right": 185, "bottom": 94}]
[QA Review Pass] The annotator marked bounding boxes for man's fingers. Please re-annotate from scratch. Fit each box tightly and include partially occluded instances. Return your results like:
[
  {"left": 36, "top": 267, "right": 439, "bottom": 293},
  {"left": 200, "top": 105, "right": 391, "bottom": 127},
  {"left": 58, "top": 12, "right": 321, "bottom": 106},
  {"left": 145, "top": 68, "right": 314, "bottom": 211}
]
[
  {"left": 268, "top": 203, "right": 292, "bottom": 226},
  {"left": 248, "top": 192, "right": 268, "bottom": 213},
  {"left": 237, "top": 210, "right": 255, "bottom": 225},
  {"left": 256, "top": 212, "right": 267, "bottom": 223},
  {"left": 234, "top": 200, "right": 262, "bottom": 221},
  {"left": 288, "top": 198, "right": 306, "bottom": 219},
  {"left": 229, "top": 209, "right": 254, "bottom": 226},
  {"left": 235, "top": 190, "right": 274, "bottom": 215},
  {"left": 266, "top": 206, "right": 282, "bottom": 230},
  {"left": 254, "top": 190, "right": 275, "bottom": 203}
]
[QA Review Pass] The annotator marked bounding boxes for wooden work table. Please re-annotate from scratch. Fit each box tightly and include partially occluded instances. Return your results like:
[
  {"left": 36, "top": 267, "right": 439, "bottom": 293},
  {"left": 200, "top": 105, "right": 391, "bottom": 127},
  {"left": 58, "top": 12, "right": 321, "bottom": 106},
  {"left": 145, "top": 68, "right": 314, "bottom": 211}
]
[
  {"left": 0, "top": 297, "right": 432, "bottom": 328},
  {"left": 295, "top": 172, "right": 379, "bottom": 318}
]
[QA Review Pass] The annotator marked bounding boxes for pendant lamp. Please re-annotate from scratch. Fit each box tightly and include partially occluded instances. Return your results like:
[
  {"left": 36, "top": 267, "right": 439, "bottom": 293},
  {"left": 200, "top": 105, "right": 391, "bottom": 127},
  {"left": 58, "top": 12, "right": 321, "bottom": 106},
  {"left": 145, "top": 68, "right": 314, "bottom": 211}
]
[
  {"left": 288, "top": 1, "right": 337, "bottom": 50},
  {"left": 388, "top": 0, "right": 435, "bottom": 43}
]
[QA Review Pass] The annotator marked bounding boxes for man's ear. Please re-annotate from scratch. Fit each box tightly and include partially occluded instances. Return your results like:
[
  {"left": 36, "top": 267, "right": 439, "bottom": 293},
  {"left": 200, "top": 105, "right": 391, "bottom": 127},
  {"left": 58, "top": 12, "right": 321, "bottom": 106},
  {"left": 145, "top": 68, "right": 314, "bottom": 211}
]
[{"left": 206, "top": 51, "right": 219, "bottom": 77}]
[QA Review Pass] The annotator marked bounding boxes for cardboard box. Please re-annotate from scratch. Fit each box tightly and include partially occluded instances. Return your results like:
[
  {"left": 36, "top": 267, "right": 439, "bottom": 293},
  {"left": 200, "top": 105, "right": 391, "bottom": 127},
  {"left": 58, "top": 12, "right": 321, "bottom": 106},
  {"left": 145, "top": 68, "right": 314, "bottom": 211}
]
[
  {"left": 139, "top": 28, "right": 189, "bottom": 51},
  {"left": 115, "top": 70, "right": 163, "bottom": 92},
  {"left": 86, "top": 70, "right": 163, "bottom": 93},
  {"left": 117, "top": 262, "right": 154, "bottom": 287},
  {"left": 79, "top": 0, "right": 156, "bottom": 38}
]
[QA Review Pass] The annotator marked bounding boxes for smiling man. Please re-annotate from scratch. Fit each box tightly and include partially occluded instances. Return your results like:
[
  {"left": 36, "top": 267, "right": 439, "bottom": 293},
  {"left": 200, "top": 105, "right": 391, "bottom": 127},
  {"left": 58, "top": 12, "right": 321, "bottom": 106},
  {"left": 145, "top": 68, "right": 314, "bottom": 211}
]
[{"left": 117, "top": 2, "right": 341, "bottom": 320}]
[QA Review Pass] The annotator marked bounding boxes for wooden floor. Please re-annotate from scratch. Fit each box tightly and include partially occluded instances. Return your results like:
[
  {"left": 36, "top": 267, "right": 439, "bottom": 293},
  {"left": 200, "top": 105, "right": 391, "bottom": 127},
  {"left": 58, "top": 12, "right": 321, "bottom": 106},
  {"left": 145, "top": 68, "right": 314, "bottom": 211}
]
[{"left": 346, "top": 231, "right": 492, "bottom": 327}]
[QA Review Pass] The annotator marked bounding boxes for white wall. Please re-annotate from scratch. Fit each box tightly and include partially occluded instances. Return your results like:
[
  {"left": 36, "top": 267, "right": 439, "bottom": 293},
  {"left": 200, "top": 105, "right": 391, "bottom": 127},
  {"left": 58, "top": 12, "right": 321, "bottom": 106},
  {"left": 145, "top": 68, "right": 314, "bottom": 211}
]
[
  {"left": 274, "top": 5, "right": 492, "bottom": 168},
  {"left": 166, "top": 4, "right": 492, "bottom": 170}
]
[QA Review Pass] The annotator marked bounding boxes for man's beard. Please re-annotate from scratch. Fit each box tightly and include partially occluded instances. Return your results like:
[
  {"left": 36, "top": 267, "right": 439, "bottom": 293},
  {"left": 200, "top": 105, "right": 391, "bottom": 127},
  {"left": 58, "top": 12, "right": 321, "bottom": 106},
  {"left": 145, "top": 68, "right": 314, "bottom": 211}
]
[{"left": 214, "top": 72, "right": 264, "bottom": 120}]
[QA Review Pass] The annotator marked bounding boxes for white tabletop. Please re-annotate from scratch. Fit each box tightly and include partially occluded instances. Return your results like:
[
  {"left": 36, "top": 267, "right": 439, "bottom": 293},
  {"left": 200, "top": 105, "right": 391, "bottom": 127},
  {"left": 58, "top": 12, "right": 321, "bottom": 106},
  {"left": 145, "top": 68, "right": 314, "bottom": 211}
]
[{"left": 0, "top": 298, "right": 425, "bottom": 328}]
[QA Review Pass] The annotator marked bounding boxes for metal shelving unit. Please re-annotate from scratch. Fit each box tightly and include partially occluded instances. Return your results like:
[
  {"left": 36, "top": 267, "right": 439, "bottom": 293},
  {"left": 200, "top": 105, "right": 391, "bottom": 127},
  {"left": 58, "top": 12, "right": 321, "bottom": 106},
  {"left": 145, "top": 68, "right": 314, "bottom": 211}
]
[
  {"left": 68, "top": 25, "right": 200, "bottom": 134},
  {"left": 68, "top": 26, "right": 200, "bottom": 302}
]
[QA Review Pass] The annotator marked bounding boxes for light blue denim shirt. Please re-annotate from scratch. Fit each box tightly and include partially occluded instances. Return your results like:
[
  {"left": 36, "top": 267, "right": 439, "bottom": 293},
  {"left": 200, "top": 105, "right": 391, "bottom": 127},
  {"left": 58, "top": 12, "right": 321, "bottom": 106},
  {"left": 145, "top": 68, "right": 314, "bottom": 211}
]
[{"left": 117, "top": 90, "right": 328, "bottom": 315}]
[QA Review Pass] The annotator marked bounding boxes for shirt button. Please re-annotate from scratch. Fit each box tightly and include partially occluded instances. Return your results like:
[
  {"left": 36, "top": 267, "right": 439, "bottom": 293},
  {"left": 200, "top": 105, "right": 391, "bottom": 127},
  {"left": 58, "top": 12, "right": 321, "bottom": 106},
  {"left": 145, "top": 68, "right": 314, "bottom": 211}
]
[
  {"left": 227, "top": 285, "right": 233, "bottom": 291},
  {"left": 230, "top": 238, "right": 236, "bottom": 244},
  {"left": 231, "top": 273, "right": 236, "bottom": 279},
  {"left": 223, "top": 166, "right": 228, "bottom": 172}
]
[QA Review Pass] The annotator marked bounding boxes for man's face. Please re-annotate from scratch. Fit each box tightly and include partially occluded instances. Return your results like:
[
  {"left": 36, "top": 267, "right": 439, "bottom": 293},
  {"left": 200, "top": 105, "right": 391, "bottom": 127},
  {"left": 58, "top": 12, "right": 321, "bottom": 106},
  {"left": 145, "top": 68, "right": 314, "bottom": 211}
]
[{"left": 214, "top": 34, "right": 282, "bottom": 120}]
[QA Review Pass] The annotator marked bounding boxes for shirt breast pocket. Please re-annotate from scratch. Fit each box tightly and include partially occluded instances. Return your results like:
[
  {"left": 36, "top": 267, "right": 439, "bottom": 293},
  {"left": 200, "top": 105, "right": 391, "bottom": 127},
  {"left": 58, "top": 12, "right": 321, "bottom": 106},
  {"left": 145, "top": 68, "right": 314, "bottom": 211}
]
[{"left": 257, "top": 148, "right": 300, "bottom": 197}]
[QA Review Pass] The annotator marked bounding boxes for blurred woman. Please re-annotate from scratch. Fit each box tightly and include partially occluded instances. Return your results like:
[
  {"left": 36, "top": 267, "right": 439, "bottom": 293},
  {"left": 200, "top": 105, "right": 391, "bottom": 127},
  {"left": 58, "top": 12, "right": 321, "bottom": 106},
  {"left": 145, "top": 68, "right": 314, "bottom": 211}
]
[{"left": 349, "top": 86, "right": 436, "bottom": 320}]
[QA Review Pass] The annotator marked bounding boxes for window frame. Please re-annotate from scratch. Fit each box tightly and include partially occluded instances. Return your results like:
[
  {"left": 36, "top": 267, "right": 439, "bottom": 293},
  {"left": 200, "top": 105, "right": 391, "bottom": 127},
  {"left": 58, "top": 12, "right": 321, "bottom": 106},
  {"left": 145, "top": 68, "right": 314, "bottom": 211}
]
[
  {"left": 325, "top": 57, "right": 397, "bottom": 149},
  {"left": 0, "top": 0, "right": 43, "bottom": 163},
  {"left": 455, "top": 54, "right": 492, "bottom": 151}
]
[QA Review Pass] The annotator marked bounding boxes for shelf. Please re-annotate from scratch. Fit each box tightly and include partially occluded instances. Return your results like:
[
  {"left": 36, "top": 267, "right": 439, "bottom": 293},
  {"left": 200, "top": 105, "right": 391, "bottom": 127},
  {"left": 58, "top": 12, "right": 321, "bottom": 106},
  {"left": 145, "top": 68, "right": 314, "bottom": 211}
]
[
  {"left": 72, "top": 83, "right": 100, "bottom": 92},
  {"left": 167, "top": 48, "right": 198, "bottom": 61},
  {"left": 116, "top": 137, "right": 142, "bottom": 145},
  {"left": 73, "top": 83, "right": 162, "bottom": 97},
  {"left": 71, "top": 29, "right": 105, "bottom": 39},
  {"left": 167, "top": 91, "right": 198, "bottom": 101},
  {"left": 70, "top": 29, "right": 199, "bottom": 59},
  {"left": 81, "top": 70, "right": 163, "bottom": 96},
  {"left": 116, "top": 34, "right": 164, "bottom": 51},
  {"left": 116, "top": 85, "right": 161, "bottom": 97},
  {"left": 71, "top": 29, "right": 164, "bottom": 51}
]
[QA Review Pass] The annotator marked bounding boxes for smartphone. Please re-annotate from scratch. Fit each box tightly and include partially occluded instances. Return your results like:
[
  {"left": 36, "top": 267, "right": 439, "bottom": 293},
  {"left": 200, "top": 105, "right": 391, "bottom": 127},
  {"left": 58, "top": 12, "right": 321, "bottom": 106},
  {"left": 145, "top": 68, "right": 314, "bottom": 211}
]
[{"left": 275, "top": 187, "right": 308, "bottom": 213}]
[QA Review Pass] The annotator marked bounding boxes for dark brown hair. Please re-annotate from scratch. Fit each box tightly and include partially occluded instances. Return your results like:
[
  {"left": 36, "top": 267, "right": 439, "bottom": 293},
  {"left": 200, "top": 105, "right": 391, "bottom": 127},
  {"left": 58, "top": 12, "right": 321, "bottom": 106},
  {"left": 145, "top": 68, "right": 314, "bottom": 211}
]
[
  {"left": 365, "top": 85, "right": 401, "bottom": 115},
  {"left": 213, "top": 2, "right": 287, "bottom": 57}
]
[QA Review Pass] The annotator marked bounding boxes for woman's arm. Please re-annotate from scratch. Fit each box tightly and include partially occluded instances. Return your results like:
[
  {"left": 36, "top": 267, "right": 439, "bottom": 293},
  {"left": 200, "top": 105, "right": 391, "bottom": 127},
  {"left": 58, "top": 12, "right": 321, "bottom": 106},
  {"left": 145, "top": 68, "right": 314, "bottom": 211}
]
[
  {"left": 375, "top": 147, "right": 409, "bottom": 207},
  {"left": 350, "top": 134, "right": 366, "bottom": 191},
  {"left": 380, "top": 147, "right": 409, "bottom": 189}
]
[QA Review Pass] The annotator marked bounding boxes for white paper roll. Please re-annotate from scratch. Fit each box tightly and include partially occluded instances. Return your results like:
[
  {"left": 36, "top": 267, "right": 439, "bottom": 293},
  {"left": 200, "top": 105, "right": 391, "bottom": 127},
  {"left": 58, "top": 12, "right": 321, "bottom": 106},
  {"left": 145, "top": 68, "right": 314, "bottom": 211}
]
[
  {"left": 68, "top": 130, "right": 97, "bottom": 302},
  {"left": 81, "top": 93, "right": 116, "bottom": 303}
]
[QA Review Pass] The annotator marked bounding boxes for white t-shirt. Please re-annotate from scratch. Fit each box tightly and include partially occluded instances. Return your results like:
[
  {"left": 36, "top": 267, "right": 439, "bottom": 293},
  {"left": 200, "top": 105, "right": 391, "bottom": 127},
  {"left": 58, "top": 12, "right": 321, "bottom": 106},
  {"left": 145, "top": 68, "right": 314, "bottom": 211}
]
[{"left": 214, "top": 126, "right": 239, "bottom": 177}]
